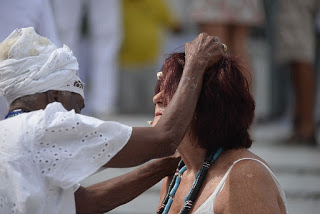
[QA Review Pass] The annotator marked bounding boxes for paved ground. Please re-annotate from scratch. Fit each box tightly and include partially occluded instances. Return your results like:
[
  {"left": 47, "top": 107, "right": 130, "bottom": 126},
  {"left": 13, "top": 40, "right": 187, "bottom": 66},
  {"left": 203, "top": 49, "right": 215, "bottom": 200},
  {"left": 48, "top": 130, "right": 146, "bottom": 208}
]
[{"left": 81, "top": 114, "right": 320, "bottom": 214}]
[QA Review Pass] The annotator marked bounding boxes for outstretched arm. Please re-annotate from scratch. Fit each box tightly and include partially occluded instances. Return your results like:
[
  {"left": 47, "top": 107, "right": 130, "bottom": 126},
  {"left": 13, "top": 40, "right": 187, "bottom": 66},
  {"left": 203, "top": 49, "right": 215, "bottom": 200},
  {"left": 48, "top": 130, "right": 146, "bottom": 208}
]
[
  {"left": 106, "top": 33, "right": 224, "bottom": 167},
  {"left": 75, "top": 155, "right": 180, "bottom": 213}
]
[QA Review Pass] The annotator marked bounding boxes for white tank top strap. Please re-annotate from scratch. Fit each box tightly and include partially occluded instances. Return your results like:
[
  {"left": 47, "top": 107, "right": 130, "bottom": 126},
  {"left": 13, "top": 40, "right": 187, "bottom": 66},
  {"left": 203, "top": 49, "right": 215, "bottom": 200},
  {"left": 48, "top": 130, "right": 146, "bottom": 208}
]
[
  {"left": 193, "top": 159, "right": 243, "bottom": 214},
  {"left": 219, "top": 158, "right": 286, "bottom": 200},
  {"left": 213, "top": 158, "right": 268, "bottom": 197},
  {"left": 193, "top": 157, "right": 288, "bottom": 214},
  {"left": 232, "top": 157, "right": 270, "bottom": 171},
  {"left": 230, "top": 158, "right": 286, "bottom": 196}
]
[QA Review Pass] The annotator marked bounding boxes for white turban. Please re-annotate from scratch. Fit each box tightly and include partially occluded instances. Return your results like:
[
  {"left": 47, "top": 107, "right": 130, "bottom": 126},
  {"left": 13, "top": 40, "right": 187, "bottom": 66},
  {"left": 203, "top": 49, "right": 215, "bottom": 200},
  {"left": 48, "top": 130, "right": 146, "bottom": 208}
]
[{"left": 0, "top": 27, "right": 84, "bottom": 106}]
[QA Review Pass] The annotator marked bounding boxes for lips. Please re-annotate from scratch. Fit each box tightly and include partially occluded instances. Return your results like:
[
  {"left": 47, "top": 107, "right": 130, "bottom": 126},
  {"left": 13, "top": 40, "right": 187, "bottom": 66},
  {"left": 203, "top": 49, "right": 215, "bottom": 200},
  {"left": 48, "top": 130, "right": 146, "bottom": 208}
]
[{"left": 155, "top": 112, "right": 162, "bottom": 117}]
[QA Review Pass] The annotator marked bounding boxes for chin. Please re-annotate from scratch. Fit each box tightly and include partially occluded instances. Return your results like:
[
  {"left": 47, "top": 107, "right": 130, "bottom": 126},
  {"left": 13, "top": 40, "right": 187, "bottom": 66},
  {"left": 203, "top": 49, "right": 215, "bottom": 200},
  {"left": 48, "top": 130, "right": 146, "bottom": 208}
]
[{"left": 152, "top": 117, "right": 160, "bottom": 127}]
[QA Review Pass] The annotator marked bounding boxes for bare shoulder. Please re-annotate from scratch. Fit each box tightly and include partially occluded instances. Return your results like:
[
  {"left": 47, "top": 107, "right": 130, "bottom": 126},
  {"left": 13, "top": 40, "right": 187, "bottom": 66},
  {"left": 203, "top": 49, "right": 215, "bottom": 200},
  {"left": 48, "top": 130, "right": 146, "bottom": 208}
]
[
  {"left": 227, "top": 157, "right": 276, "bottom": 191},
  {"left": 215, "top": 152, "right": 284, "bottom": 214}
]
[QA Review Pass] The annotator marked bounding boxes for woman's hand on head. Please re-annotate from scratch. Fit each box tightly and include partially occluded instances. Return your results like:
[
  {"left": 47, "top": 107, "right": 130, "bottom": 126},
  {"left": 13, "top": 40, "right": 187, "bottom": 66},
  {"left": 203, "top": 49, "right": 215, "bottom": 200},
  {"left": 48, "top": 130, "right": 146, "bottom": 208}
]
[{"left": 185, "top": 32, "right": 224, "bottom": 72}]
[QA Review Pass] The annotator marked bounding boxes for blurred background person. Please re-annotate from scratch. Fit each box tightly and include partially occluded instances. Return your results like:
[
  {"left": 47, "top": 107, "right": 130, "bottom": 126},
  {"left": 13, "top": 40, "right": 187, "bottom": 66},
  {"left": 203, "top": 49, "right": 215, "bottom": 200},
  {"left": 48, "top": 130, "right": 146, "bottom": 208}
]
[
  {"left": 316, "top": 10, "right": 320, "bottom": 133},
  {"left": 51, "top": 0, "right": 122, "bottom": 117},
  {"left": 0, "top": 0, "right": 59, "bottom": 120},
  {"left": 189, "top": 0, "right": 265, "bottom": 90},
  {"left": 275, "top": 0, "right": 320, "bottom": 146},
  {"left": 118, "top": 0, "right": 181, "bottom": 115}
]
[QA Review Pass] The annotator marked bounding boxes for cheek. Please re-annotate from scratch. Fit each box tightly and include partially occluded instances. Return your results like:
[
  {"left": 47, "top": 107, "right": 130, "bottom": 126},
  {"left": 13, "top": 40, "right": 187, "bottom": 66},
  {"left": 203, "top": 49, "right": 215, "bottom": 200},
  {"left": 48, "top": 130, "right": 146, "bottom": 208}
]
[
  {"left": 64, "top": 99, "right": 78, "bottom": 112},
  {"left": 66, "top": 101, "right": 75, "bottom": 111},
  {"left": 61, "top": 101, "right": 71, "bottom": 111}
]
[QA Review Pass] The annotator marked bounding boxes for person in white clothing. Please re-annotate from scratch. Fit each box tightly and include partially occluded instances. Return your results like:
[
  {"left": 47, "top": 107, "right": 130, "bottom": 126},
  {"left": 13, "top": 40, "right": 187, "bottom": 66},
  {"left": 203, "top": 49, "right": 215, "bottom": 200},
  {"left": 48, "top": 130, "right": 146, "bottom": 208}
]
[
  {"left": 0, "top": 0, "right": 59, "bottom": 119},
  {"left": 155, "top": 53, "right": 288, "bottom": 213},
  {"left": 51, "top": 0, "right": 122, "bottom": 116},
  {"left": 0, "top": 27, "right": 224, "bottom": 214}
]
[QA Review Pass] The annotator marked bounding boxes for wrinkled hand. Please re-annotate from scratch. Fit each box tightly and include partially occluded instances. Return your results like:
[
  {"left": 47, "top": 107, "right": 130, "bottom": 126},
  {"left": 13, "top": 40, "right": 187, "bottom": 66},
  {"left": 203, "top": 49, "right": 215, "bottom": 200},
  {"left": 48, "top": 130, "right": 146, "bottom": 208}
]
[{"left": 185, "top": 32, "right": 224, "bottom": 72}]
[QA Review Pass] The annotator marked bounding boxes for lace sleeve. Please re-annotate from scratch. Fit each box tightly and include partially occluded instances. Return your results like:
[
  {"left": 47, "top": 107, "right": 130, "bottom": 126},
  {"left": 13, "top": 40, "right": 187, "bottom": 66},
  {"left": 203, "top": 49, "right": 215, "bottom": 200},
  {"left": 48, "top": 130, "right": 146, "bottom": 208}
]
[{"left": 31, "top": 103, "right": 132, "bottom": 189}]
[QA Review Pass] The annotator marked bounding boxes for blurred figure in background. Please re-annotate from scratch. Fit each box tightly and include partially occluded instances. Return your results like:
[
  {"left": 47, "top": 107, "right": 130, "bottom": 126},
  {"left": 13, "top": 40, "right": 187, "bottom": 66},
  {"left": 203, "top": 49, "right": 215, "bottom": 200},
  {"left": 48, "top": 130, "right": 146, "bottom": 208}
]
[
  {"left": 51, "top": 0, "right": 122, "bottom": 116},
  {"left": 316, "top": 10, "right": 320, "bottom": 127},
  {"left": 275, "top": 0, "right": 320, "bottom": 146},
  {"left": 189, "top": 0, "right": 264, "bottom": 89},
  {"left": 0, "top": 0, "right": 59, "bottom": 120},
  {"left": 118, "top": 0, "right": 181, "bottom": 115}
]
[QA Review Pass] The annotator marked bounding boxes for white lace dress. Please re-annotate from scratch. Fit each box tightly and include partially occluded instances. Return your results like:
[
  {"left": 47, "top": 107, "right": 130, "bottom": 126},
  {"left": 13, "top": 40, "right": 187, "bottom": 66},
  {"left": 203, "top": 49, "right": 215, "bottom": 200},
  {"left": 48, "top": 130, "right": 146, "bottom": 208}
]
[{"left": 0, "top": 102, "right": 132, "bottom": 214}]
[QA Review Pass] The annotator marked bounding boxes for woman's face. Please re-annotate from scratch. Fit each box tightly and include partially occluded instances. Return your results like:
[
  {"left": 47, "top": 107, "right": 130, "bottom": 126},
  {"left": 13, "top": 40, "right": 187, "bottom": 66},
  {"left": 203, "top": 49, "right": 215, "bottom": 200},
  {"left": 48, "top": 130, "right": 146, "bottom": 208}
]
[
  {"left": 152, "top": 91, "right": 167, "bottom": 127},
  {"left": 59, "top": 92, "right": 85, "bottom": 114}
]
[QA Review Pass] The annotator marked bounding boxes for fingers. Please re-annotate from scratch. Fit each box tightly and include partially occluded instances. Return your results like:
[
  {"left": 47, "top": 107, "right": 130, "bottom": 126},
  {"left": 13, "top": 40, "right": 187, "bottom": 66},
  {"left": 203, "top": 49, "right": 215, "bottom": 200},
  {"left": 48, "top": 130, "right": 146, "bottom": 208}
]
[
  {"left": 199, "top": 33, "right": 224, "bottom": 49},
  {"left": 202, "top": 33, "right": 227, "bottom": 56},
  {"left": 194, "top": 33, "right": 223, "bottom": 52},
  {"left": 184, "top": 32, "right": 218, "bottom": 53},
  {"left": 206, "top": 35, "right": 223, "bottom": 52},
  {"left": 184, "top": 32, "right": 226, "bottom": 68}
]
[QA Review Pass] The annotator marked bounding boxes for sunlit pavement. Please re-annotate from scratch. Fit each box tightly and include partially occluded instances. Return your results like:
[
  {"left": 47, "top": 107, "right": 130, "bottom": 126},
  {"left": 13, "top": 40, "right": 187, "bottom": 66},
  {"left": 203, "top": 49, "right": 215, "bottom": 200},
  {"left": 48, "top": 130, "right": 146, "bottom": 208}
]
[{"left": 81, "top": 114, "right": 320, "bottom": 214}]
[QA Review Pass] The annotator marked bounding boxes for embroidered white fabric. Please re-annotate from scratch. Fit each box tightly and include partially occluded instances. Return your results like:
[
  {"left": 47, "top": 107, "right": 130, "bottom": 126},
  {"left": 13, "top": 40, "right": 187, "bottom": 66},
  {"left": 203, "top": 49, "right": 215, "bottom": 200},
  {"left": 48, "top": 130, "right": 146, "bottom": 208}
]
[
  {"left": 0, "top": 27, "right": 85, "bottom": 106},
  {"left": 0, "top": 102, "right": 132, "bottom": 214}
]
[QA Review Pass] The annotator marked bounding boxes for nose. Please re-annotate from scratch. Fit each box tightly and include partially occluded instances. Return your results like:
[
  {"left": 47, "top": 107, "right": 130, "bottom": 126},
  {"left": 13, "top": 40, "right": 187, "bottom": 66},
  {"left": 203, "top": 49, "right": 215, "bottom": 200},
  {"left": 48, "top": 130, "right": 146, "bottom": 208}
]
[{"left": 153, "top": 91, "right": 164, "bottom": 105}]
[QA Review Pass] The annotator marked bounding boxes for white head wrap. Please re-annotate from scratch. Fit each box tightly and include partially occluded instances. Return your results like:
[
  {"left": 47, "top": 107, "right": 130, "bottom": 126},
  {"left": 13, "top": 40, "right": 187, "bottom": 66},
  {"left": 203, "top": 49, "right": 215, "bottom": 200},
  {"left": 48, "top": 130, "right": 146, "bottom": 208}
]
[{"left": 0, "top": 27, "right": 84, "bottom": 106}]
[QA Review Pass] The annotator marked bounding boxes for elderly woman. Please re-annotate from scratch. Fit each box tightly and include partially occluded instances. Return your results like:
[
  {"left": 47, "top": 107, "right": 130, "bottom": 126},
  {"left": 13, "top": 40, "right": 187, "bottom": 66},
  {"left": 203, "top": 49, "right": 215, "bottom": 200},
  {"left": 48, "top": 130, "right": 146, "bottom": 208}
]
[{"left": 152, "top": 53, "right": 288, "bottom": 214}]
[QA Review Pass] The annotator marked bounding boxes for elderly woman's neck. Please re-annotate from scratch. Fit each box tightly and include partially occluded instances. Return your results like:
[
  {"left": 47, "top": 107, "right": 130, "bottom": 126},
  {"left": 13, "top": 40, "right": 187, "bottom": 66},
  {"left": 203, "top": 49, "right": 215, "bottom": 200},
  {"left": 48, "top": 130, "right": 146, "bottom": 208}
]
[{"left": 178, "top": 140, "right": 207, "bottom": 174}]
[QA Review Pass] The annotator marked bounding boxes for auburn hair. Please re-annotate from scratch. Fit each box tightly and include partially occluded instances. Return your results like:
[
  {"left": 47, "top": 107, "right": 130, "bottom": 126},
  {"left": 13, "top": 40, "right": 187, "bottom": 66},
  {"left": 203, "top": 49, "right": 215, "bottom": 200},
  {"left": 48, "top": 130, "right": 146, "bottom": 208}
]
[{"left": 155, "top": 53, "right": 255, "bottom": 151}]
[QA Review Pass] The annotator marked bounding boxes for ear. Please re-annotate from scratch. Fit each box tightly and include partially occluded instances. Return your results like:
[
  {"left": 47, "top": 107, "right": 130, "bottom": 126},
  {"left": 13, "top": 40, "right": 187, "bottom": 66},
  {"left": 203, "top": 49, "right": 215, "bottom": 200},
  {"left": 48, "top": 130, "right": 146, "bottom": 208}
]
[{"left": 46, "top": 90, "right": 60, "bottom": 103}]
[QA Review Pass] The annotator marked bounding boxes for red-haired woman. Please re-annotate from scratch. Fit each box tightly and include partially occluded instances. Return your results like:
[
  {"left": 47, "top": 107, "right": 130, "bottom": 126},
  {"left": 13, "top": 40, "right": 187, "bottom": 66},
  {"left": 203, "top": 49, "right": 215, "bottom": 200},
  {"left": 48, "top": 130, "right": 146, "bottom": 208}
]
[{"left": 153, "top": 53, "right": 288, "bottom": 214}]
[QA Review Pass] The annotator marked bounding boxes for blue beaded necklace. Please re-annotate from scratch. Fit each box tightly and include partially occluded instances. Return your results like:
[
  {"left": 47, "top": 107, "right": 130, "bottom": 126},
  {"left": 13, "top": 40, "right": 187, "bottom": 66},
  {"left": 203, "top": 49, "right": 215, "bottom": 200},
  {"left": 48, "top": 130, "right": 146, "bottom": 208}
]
[
  {"left": 5, "top": 109, "right": 29, "bottom": 119},
  {"left": 157, "top": 147, "right": 223, "bottom": 214}
]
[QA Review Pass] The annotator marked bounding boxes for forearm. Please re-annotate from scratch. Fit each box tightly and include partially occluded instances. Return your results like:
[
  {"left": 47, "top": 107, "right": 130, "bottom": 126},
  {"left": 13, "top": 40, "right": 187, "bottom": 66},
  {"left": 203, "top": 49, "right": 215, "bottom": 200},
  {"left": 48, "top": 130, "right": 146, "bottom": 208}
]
[
  {"left": 155, "top": 60, "right": 205, "bottom": 149},
  {"left": 154, "top": 34, "right": 223, "bottom": 153},
  {"left": 75, "top": 159, "right": 174, "bottom": 213}
]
